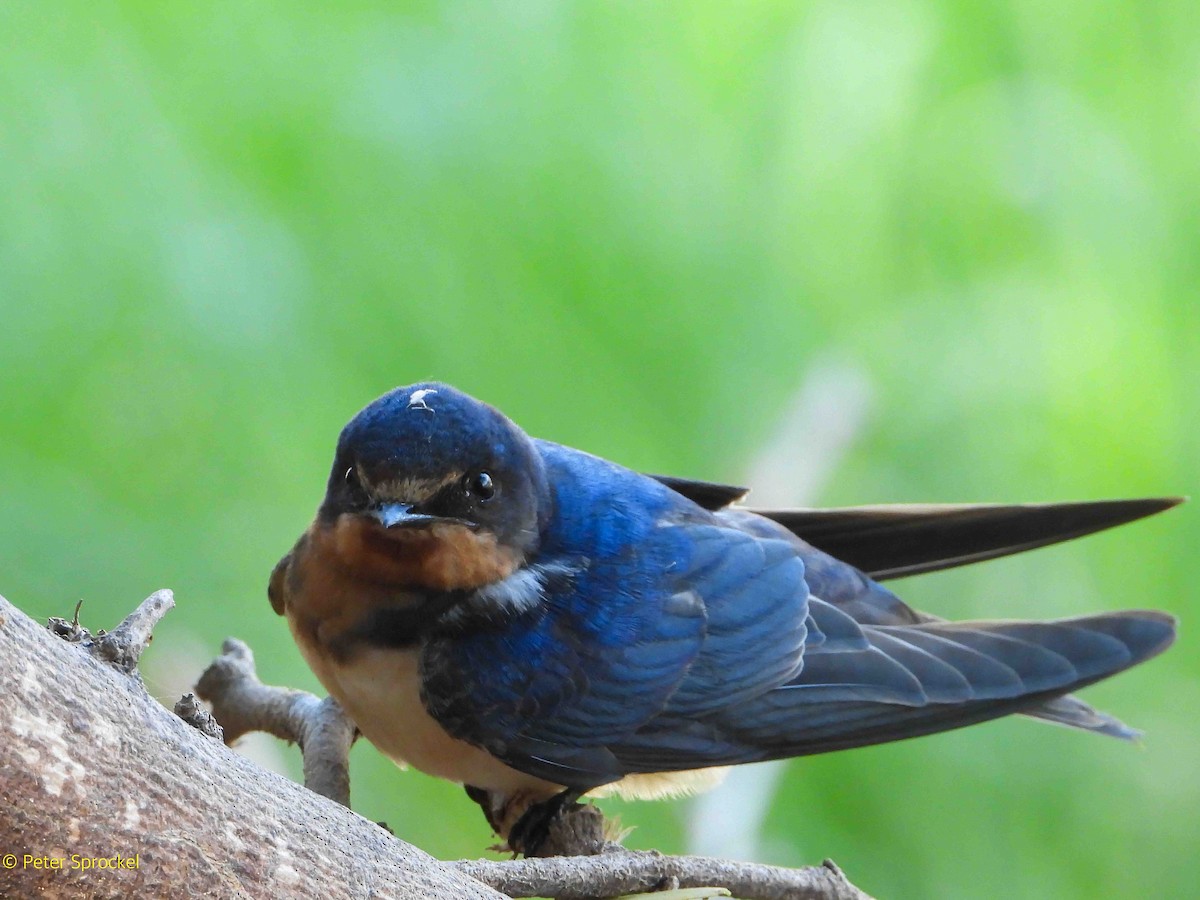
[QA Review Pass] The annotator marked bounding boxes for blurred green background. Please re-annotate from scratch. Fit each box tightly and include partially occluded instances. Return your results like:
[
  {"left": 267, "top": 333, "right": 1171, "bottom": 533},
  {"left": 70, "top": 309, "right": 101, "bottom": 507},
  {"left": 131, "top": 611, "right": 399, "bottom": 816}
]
[{"left": 1, "top": 2, "right": 1196, "bottom": 897}]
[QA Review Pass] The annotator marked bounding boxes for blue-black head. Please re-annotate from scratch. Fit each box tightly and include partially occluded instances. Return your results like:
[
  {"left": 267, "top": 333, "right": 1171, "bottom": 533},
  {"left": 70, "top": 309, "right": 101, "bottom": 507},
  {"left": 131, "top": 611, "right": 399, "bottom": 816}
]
[{"left": 320, "top": 383, "right": 549, "bottom": 566}]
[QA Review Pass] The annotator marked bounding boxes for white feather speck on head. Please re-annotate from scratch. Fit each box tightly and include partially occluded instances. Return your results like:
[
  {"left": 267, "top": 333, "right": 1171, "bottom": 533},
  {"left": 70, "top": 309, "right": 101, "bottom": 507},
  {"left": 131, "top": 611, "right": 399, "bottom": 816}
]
[{"left": 408, "top": 389, "right": 438, "bottom": 412}]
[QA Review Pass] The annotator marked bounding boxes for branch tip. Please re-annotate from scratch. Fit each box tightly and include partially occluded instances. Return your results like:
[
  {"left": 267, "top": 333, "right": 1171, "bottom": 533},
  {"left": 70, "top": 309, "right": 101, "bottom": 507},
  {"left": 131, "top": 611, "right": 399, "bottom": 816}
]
[
  {"left": 92, "top": 589, "right": 175, "bottom": 673},
  {"left": 220, "top": 636, "right": 254, "bottom": 661}
]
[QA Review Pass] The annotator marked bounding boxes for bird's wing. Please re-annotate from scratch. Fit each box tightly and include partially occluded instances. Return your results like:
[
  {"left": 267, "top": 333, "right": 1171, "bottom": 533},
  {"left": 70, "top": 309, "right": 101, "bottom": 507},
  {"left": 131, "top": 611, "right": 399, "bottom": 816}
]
[
  {"left": 606, "top": 609, "right": 1175, "bottom": 772},
  {"left": 419, "top": 521, "right": 809, "bottom": 789},
  {"left": 755, "top": 498, "right": 1182, "bottom": 580},
  {"left": 701, "top": 610, "right": 1176, "bottom": 761}
]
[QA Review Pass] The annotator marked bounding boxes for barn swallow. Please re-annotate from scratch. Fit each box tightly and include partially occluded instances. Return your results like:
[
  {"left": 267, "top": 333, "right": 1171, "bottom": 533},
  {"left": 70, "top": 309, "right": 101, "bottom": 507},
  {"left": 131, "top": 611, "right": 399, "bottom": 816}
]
[{"left": 270, "top": 382, "right": 1179, "bottom": 855}]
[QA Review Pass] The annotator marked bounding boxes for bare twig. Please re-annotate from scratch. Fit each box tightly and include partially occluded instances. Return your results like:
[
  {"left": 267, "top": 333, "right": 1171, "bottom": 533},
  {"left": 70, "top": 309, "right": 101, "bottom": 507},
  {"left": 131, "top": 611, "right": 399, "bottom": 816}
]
[
  {"left": 48, "top": 590, "right": 176, "bottom": 675},
  {"left": 90, "top": 588, "right": 176, "bottom": 673},
  {"left": 195, "top": 637, "right": 357, "bottom": 807},
  {"left": 47, "top": 599, "right": 89, "bottom": 642},
  {"left": 453, "top": 852, "right": 873, "bottom": 900}
]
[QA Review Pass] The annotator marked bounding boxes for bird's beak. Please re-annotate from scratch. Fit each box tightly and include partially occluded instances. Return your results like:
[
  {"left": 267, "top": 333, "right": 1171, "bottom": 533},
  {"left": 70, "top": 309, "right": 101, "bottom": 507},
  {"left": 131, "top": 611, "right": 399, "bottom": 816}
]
[
  {"left": 368, "top": 502, "right": 477, "bottom": 531},
  {"left": 370, "top": 502, "right": 436, "bottom": 529}
]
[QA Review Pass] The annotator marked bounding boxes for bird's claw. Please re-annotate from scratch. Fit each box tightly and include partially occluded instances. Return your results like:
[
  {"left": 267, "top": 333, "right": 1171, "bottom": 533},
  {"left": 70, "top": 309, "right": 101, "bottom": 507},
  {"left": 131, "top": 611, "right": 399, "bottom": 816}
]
[{"left": 507, "top": 789, "right": 580, "bottom": 857}]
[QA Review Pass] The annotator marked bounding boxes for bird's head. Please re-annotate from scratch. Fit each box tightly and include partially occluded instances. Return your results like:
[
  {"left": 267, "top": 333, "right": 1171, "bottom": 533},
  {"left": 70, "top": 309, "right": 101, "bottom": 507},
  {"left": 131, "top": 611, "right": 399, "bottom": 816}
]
[{"left": 318, "top": 383, "right": 548, "bottom": 591}]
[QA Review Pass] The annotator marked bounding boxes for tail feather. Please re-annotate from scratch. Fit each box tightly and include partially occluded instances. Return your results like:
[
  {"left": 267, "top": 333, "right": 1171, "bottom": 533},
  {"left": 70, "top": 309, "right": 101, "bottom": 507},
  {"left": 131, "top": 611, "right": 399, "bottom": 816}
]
[
  {"left": 761, "top": 498, "right": 1183, "bottom": 579},
  {"left": 1022, "top": 694, "right": 1143, "bottom": 741}
]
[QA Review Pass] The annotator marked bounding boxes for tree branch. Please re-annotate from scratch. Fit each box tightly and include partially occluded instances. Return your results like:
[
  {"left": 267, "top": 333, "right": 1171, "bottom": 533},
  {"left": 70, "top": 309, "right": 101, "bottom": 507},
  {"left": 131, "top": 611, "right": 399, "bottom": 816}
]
[
  {"left": 196, "top": 638, "right": 357, "bottom": 807},
  {"left": 453, "top": 853, "right": 870, "bottom": 900},
  {"left": 0, "top": 592, "right": 501, "bottom": 900}
]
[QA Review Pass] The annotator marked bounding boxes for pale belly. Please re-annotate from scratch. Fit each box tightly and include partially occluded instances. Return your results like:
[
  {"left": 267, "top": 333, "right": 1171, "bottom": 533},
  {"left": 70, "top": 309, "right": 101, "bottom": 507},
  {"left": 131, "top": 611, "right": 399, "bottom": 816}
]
[
  {"left": 290, "top": 620, "right": 731, "bottom": 803},
  {"left": 292, "top": 629, "right": 560, "bottom": 798}
]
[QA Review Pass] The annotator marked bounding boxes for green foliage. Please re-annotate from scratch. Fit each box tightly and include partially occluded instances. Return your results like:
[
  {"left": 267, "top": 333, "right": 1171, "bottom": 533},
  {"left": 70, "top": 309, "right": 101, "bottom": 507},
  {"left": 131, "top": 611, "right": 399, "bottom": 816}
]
[{"left": 1, "top": 2, "right": 1195, "bottom": 896}]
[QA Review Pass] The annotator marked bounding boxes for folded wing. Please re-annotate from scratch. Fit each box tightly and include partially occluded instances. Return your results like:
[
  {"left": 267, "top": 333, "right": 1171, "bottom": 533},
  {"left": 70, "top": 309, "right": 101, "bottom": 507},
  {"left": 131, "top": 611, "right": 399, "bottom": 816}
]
[{"left": 655, "top": 609, "right": 1175, "bottom": 765}]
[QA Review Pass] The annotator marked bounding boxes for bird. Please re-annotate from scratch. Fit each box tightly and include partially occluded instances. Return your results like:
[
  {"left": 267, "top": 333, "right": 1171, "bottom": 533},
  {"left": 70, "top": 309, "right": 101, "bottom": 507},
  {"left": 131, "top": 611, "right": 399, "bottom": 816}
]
[{"left": 269, "top": 381, "right": 1179, "bottom": 855}]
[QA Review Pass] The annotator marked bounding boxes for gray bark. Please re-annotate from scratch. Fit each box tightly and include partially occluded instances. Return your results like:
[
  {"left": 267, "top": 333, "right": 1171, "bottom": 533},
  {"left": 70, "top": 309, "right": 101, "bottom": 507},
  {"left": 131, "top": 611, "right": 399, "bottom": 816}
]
[{"left": 0, "top": 591, "right": 502, "bottom": 899}]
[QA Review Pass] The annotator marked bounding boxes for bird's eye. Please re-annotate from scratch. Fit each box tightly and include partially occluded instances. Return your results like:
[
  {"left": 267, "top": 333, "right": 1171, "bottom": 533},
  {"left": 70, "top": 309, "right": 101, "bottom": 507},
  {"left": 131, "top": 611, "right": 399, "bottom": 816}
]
[
  {"left": 466, "top": 471, "right": 495, "bottom": 501},
  {"left": 344, "top": 467, "right": 361, "bottom": 489}
]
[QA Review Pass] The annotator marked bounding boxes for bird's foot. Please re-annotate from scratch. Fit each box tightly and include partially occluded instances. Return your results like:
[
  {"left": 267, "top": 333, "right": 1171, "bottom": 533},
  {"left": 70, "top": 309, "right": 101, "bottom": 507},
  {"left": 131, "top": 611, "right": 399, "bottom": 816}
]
[{"left": 507, "top": 789, "right": 593, "bottom": 857}]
